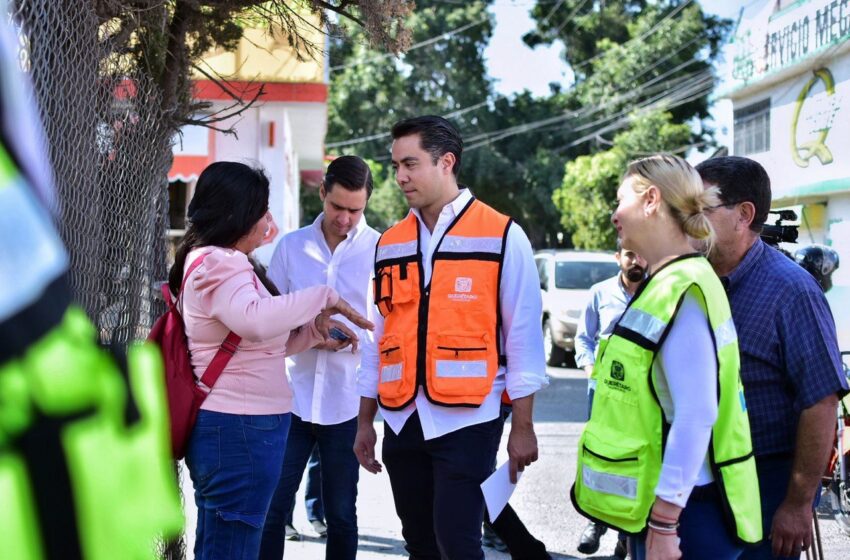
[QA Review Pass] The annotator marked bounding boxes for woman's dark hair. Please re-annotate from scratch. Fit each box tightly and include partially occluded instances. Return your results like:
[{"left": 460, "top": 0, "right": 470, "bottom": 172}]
[
  {"left": 168, "top": 161, "right": 273, "bottom": 294},
  {"left": 391, "top": 115, "right": 463, "bottom": 177},
  {"left": 323, "top": 155, "right": 373, "bottom": 198}
]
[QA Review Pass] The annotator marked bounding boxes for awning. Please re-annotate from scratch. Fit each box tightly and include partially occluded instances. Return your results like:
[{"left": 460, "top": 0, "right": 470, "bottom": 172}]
[{"left": 169, "top": 155, "right": 209, "bottom": 183}]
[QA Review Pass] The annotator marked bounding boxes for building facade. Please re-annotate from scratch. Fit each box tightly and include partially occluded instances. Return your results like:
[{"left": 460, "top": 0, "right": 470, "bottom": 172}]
[
  {"left": 168, "top": 16, "right": 328, "bottom": 265},
  {"left": 725, "top": 0, "right": 850, "bottom": 347}
]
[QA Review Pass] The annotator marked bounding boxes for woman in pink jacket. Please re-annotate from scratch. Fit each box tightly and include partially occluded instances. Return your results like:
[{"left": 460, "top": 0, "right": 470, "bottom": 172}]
[{"left": 169, "top": 162, "right": 372, "bottom": 560}]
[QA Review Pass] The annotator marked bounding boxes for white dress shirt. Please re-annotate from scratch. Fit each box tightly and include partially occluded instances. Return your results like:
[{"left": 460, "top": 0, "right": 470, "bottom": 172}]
[
  {"left": 357, "top": 188, "right": 549, "bottom": 440},
  {"left": 268, "top": 213, "right": 379, "bottom": 425}
]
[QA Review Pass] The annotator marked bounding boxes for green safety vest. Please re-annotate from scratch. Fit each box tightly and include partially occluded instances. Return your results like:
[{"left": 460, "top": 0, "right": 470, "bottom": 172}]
[
  {"left": 571, "top": 254, "right": 762, "bottom": 545},
  {"left": 0, "top": 136, "right": 183, "bottom": 558}
]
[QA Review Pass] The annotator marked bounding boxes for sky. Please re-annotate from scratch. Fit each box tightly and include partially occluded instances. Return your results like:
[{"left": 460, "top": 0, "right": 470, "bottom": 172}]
[{"left": 484, "top": 0, "right": 754, "bottom": 154}]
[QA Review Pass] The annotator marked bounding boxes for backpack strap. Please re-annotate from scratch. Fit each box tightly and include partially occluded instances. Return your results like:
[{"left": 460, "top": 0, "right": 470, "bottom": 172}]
[
  {"left": 177, "top": 251, "right": 242, "bottom": 391},
  {"left": 199, "top": 331, "right": 241, "bottom": 388}
]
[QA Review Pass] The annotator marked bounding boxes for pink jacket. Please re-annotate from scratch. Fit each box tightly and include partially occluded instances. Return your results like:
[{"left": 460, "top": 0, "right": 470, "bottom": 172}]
[{"left": 181, "top": 247, "right": 338, "bottom": 415}]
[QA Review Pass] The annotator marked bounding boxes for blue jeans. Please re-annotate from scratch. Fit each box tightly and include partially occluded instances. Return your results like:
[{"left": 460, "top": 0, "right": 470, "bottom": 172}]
[
  {"left": 382, "top": 412, "right": 503, "bottom": 560},
  {"left": 285, "top": 447, "right": 325, "bottom": 524},
  {"left": 740, "top": 456, "right": 800, "bottom": 560},
  {"left": 305, "top": 448, "right": 325, "bottom": 522},
  {"left": 260, "top": 414, "right": 359, "bottom": 560},
  {"left": 185, "top": 410, "right": 291, "bottom": 560},
  {"left": 631, "top": 484, "right": 744, "bottom": 560}
]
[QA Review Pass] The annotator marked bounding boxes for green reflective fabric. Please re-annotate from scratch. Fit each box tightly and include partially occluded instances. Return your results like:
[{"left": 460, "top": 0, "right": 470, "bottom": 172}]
[
  {"left": 573, "top": 256, "right": 762, "bottom": 544},
  {"left": 0, "top": 307, "right": 183, "bottom": 559}
]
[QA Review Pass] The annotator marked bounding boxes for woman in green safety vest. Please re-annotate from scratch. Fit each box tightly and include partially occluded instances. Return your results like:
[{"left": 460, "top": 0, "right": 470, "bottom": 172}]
[{"left": 571, "top": 154, "right": 761, "bottom": 560}]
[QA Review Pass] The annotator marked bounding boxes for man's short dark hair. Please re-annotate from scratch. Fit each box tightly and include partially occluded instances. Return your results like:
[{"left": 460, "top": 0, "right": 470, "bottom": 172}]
[
  {"left": 324, "top": 155, "right": 373, "bottom": 198},
  {"left": 695, "top": 156, "right": 772, "bottom": 232},
  {"left": 391, "top": 115, "right": 463, "bottom": 177}
]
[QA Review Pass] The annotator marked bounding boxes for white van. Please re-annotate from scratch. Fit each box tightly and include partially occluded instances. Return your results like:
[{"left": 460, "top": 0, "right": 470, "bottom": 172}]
[{"left": 534, "top": 250, "right": 620, "bottom": 367}]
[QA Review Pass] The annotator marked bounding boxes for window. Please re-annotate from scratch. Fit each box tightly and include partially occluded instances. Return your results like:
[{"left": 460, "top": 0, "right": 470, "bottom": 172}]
[
  {"left": 168, "top": 180, "right": 188, "bottom": 230},
  {"left": 734, "top": 99, "right": 771, "bottom": 155},
  {"left": 535, "top": 257, "right": 549, "bottom": 289},
  {"left": 555, "top": 261, "right": 619, "bottom": 289}
]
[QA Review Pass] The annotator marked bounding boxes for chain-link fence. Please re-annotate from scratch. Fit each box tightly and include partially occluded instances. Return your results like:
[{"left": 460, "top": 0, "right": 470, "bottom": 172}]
[{"left": 12, "top": 0, "right": 172, "bottom": 346}]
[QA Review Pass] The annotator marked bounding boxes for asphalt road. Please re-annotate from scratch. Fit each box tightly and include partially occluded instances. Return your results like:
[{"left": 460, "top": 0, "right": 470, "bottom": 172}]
[{"left": 180, "top": 366, "right": 850, "bottom": 559}]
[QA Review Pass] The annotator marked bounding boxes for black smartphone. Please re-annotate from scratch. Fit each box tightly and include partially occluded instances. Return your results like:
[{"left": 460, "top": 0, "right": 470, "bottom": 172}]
[{"left": 329, "top": 326, "right": 351, "bottom": 341}]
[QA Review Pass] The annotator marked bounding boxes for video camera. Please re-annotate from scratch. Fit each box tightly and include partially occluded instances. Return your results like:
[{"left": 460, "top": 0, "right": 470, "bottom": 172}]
[{"left": 760, "top": 209, "right": 799, "bottom": 246}]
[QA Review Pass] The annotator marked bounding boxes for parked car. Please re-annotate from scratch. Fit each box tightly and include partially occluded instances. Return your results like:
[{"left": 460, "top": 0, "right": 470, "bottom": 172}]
[{"left": 534, "top": 250, "right": 620, "bottom": 367}]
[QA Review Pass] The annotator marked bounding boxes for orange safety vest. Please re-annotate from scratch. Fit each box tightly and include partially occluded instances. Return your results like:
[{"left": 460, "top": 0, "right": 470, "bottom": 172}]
[{"left": 374, "top": 197, "right": 511, "bottom": 410}]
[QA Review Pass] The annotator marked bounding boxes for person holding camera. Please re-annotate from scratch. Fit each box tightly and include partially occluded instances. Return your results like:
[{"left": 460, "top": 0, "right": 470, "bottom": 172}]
[
  {"left": 261, "top": 156, "right": 380, "bottom": 560},
  {"left": 695, "top": 156, "right": 848, "bottom": 559}
]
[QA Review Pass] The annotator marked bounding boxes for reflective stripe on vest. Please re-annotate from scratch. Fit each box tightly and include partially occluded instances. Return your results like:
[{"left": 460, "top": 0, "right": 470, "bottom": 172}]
[
  {"left": 571, "top": 254, "right": 762, "bottom": 545},
  {"left": 618, "top": 303, "right": 740, "bottom": 352},
  {"left": 373, "top": 198, "right": 511, "bottom": 409}
]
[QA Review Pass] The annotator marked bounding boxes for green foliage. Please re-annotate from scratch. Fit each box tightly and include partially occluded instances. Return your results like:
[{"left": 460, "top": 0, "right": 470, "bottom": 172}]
[
  {"left": 328, "top": 0, "right": 494, "bottom": 156},
  {"left": 614, "top": 110, "right": 693, "bottom": 158},
  {"left": 327, "top": 0, "right": 573, "bottom": 246},
  {"left": 529, "top": 0, "right": 731, "bottom": 249},
  {"left": 298, "top": 159, "right": 406, "bottom": 232},
  {"left": 553, "top": 109, "right": 693, "bottom": 249},
  {"left": 525, "top": 0, "right": 646, "bottom": 70},
  {"left": 363, "top": 161, "right": 407, "bottom": 232},
  {"left": 298, "top": 184, "right": 324, "bottom": 226},
  {"left": 325, "top": 0, "right": 731, "bottom": 249},
  {"left": 555, "top": 147, "right": 626, "bottom": 251}
]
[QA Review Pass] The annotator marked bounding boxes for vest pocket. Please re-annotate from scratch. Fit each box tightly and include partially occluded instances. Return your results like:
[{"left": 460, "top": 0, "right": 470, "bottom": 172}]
[
  {"left": 429, "top": 332, "right": 495, "bottom": 398},
  {"left": 390, "top": 264, "right": 415, "bottom": 304},
  {"left": 377, "top": 334, "right": 410, "bottom": 400},
  {"left": 577, "top": 428, "right": 646, "bottom": 518},
  {"left": 715, "top": 453, "right": 762, "bottom": 543}
]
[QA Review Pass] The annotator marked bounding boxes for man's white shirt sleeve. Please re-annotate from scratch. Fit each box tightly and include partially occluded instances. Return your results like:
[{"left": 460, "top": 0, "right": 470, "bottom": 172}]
[{"left": 500, "top": 222, "right": 548, "bottom": 400}]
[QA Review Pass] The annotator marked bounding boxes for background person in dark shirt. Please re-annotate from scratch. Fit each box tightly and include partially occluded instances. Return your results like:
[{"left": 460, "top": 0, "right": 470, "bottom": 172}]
[{"left": 696, "top": 156, "right": 848, "bottom": 560}]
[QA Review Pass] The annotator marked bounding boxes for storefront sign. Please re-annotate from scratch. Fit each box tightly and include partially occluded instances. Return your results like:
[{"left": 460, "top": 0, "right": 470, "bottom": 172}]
[
  {"left": 732, "top": 0, "right": 850, "bottom": 86},
  {"left": 791, "top": 68, "right": 839, "bottom": 167}
]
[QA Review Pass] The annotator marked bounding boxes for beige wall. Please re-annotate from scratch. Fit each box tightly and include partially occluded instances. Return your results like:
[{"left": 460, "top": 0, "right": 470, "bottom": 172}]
[{"left": 197, "top": 14, "right": 325, "bottom": 83}]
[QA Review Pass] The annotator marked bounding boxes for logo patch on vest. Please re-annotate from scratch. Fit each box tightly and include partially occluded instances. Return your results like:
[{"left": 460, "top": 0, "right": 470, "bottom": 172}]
[
  {"left": 603, "top": 360, "right": 631, "bottom": 393},
  {"left": 454, "top": 277, "right": 472, "bottom": 292},
  {"left": 610, "top": 361, "right": 625, "bottom": 381},
  {"left": 448, "top": 277, "right": 478, "bottom": 302}
]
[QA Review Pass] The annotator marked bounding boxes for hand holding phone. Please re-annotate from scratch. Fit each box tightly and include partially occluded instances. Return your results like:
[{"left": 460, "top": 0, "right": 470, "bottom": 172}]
[{"left": 329, "top": 326, "right": 351, "bottom": 341}]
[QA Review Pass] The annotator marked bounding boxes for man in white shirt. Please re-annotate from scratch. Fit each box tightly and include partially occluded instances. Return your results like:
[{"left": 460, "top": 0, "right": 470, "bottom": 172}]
[
  {"left": 260, "top": 156, "right": 380, "bottom": 560},
  {"left": 353, "top": 116, "right": 549, "bottom": 559},
  {"left": 573, "top": 242, "right": 645, "bottom": 557}
]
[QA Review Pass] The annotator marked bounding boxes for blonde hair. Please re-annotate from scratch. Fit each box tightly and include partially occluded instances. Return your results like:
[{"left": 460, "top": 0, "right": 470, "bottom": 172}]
[{"left": 624, "top": 154, "right": 720, "bottom": 248}]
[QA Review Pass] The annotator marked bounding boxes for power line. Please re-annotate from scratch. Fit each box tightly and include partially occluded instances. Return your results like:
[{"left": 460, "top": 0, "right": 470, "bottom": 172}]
[
  {"left": 460, "top": 67, "right": 714, "bottom": 152},
  {"left": 330, "top": 33, "right": 709, "bottom": 150},
  {"left": 325, "top": 100, "right": 491, "bottom": 149},
  {"left": 540, "top": 0, "right": 567, "bottom": 26},
  {"left": 327, "top": 2, "right": 713, "bottom": 153},
  {"left": 363, "top": 66, "right": 713, "bottom": 159},
  {"left": 329, "top": 16, "right": 489, "bottom": 73},
  {"left": 460, "top": 66, "right": 712, "bottom": 150},
  {"left": 571, "top": 0, "right": 695, "bottom": 74},
  {"left": 549, "top": 74, "right": 716, "bottom": 154},
  {"left": 553, "top": 0, "right": 590, "bottom": 35}
]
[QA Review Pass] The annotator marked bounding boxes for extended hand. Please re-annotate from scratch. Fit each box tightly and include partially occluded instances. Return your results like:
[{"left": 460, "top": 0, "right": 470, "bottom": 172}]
[
  {"left": 507, "top": 423, "right": 538, "bottom": 484},
  {"left": 324, "top": 296, "right": 374, "bottom": 331},
  {"left": 313, "top": 317, "right": 359, "bottom": 352},
  {"left": 353, "top": 423, "right": 382, "bottom": 474},
  {"left": 770, "top": 499, "right": 813, "bottom": 557}
]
